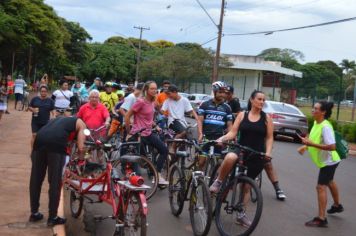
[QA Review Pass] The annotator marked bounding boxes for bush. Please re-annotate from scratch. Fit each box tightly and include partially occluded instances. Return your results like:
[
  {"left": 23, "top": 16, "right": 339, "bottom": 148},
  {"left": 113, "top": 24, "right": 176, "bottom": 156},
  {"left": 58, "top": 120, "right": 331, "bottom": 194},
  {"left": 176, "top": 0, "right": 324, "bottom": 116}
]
[{"left": 306, "top": 115, "right": 356, "bottom": 143}]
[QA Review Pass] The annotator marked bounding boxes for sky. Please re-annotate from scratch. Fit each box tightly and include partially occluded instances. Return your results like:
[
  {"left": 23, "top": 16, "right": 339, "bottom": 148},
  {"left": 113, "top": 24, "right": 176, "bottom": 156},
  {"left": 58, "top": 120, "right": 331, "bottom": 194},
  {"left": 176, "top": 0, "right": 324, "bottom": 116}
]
[{"left": 45, "top": 0, "right": 356, "bottom": 64}]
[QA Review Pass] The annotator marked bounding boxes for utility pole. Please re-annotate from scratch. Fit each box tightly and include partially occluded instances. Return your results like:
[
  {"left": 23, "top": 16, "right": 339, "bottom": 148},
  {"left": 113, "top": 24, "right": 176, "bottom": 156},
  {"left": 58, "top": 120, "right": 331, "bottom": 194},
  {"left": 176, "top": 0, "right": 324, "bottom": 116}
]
[
  {"left": 212, "top": 0, "right": 226, "bottom": 82},
  {"left": 134, "top": 26, "right": 150, "bottom": 85}
]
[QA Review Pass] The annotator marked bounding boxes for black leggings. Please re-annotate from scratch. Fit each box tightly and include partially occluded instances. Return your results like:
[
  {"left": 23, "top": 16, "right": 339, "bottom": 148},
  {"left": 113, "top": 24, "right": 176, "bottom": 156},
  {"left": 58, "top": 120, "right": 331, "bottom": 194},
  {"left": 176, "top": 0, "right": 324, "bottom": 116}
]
[
  {"left": 142, "top": 133, "right": 168, "bottom": 173},
  {"left": 29, "top": 149, "right": 65, "bottom": 218}
]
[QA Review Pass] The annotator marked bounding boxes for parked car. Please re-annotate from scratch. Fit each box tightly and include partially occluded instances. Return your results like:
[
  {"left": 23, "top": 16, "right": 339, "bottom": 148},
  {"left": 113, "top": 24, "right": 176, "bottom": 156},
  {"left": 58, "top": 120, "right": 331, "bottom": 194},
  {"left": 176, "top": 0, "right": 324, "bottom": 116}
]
[
  {"left": 188, "top": 93, "right": 212, "bottom": 111},
  {"left": 340, "top": 100, "right": 354, "bottom": 107},
  {"left": 263, "top": 101, "right": 308, "bottom": 140},
  {"left": 179, "top": 92, "right": 189, "bottom": 99}
]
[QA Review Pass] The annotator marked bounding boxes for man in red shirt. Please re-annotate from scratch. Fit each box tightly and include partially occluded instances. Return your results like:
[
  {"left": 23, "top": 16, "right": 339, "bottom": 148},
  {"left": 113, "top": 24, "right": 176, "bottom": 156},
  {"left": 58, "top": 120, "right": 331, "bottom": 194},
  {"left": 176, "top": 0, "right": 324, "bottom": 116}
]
[
  {"left": 6, "top": 75, "right": 14, "bottom": 114},
  {"left": 77, "top": 89, "right": 110, "bottom": 138}
]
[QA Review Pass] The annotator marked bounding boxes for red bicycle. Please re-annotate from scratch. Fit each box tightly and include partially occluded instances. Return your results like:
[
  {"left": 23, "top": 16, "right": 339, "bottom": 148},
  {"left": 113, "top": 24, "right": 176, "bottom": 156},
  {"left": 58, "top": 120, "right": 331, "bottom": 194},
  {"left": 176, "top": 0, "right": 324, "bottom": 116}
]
[{"left": 64, "top": 129, "right": 150, "bottom": 235}]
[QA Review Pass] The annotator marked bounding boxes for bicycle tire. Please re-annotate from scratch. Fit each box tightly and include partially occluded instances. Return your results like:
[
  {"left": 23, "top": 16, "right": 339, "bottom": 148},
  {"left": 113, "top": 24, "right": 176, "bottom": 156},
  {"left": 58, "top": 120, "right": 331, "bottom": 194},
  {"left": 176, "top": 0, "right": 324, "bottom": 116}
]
[
  {"left": 189, "top": 177, "right": 213, "bottom": 236},
  {"left": 69, "top": 190, "right": 83, "bottom": 218},
  {"left": 204, "top": 157, "right": 216, "bottom": 183},
  {"left": 251, "top": 173, "right": 262, "bottom": 203},
  {"left": 168, "top": 165, "right": 186, "bottom": 216},
  {"left": 116, "top": 191, "right": 147, "bottom": 236},
  {"left": 215, "top": 176, "right": 263, "bottom": 236}
]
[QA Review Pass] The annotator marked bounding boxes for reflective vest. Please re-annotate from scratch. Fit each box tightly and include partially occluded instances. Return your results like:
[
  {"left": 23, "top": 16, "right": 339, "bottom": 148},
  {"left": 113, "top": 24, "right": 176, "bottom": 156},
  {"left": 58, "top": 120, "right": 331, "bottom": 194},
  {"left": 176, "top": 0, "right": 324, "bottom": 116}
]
[{"left": 308, "top": 120, "right": 340, "bottom": 168}]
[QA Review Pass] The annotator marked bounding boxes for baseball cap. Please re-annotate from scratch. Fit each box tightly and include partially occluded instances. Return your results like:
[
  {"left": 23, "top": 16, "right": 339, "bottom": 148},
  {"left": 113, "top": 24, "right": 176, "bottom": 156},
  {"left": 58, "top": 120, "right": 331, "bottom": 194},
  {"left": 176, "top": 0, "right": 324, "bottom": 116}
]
[{"left": 226, "top": 85, "right": 234, "bottom": 93}]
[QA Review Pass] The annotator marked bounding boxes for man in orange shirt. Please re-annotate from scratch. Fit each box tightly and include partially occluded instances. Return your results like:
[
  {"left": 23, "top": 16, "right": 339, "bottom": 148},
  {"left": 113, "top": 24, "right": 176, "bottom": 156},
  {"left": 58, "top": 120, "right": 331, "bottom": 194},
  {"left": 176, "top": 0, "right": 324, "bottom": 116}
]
[{"left": 156, "top": 80, "right": 170, "bottom": 108}]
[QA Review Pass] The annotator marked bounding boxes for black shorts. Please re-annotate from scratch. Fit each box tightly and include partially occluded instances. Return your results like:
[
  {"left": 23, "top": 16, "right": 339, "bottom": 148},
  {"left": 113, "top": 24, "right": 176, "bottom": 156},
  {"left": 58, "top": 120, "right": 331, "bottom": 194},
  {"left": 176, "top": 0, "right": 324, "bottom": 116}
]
[
  {"left": 233, "top": 148, "right": 266, "bottom": 180},
  {"left": 169, "top": 120, "right": 187, "bottom": 134},
  {"left": 31, "top": 122, "right": 46, "bottom": 133},
  {"left": 15, "top": 93, "right": 23, "bottom": 102},
  {"left": 318, "top": 163, "right": 339, "bottom": 185}
]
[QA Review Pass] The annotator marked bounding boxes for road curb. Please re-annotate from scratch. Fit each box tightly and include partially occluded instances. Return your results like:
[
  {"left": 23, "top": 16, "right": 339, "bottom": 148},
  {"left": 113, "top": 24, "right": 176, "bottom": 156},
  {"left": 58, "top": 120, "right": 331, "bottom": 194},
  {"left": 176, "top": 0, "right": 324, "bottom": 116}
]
[
  {"left": 349, "top": 150, "right": 356, "bottom": 157},
  {"left": 53, "top": 189, "right": 66, "bottom": 236}
]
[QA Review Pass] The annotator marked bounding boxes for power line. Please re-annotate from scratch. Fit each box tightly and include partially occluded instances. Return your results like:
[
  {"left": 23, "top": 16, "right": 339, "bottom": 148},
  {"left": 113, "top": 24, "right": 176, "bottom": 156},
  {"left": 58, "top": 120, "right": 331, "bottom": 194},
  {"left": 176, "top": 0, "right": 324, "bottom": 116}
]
[
  {"left": 195, "top": 0, "right": 218, "bottom": 28},
  {"left": 134, "top": 26, "right": 150, "bottom": 84},
  {"left": 224, "top": 16, "right": 356, "bottom": 36}
]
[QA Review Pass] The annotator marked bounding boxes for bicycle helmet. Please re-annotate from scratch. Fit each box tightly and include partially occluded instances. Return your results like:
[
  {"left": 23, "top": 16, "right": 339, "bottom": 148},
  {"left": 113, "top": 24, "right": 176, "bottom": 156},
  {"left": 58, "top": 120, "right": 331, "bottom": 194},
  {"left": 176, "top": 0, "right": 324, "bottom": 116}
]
[
  {"left": 104, "top": 81, "right": 113, "bottom": 87},
  {"left": 94, "top": 77, "right": 101, "bottom": 81},
  {"left": 212, "top": 81, "right": 227, "bottom": 92}
]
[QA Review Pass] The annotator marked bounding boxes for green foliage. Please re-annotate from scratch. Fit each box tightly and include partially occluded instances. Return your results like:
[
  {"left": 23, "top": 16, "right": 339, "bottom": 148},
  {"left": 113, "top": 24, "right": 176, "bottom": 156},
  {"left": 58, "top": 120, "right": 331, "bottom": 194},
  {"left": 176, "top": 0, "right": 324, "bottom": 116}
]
[
  {"left": 307, "top": 115, "right": 356, "bottom": 142},
  {"left": 258, "top": 48, "right": 304, "bottom": 70}
]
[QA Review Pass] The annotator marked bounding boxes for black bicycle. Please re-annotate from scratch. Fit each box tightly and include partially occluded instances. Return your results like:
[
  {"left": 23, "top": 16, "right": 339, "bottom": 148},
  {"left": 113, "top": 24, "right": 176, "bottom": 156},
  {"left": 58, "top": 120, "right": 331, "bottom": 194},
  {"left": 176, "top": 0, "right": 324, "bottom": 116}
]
[
  {"left": 214, "top": 142, "right": 266, "bottom": 236},
  {"left": 168, "top": 138, "right": 212, "bottom": 236}
]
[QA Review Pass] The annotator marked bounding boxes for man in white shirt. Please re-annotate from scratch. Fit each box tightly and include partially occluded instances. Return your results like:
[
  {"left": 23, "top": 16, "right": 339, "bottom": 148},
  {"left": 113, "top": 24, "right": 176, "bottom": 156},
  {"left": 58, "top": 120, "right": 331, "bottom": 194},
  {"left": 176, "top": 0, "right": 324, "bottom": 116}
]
[
  {"left": 14, "top": 75, "right": 27, "bottom": 110},
  {"left": 119, "top": 82, "right": 144, "bottom": 117},
  {"left": 161, "top": 84, "right": 199, "bottom": 139}
]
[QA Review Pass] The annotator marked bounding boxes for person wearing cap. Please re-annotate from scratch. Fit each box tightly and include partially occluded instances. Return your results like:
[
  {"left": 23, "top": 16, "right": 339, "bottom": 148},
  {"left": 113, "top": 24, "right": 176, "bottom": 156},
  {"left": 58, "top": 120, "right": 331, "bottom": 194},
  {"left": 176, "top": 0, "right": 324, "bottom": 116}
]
[
  {"left": 226, "top": 85, "right": 242, "bottom": 118},
  {"left": 14, "top": 74, "right": 27, "bottom": 110},
  {"left": 161, "top": 84, "right": 199, "bottom": 139},
  {"left": 88, "top": 77, "right": 102, "bottom": 92},
  {"left": 125, "top": 81, "right": 135, "bottom": 97},
  {"left": 99, "top": 82, "right": 118, "bottom": 113}
]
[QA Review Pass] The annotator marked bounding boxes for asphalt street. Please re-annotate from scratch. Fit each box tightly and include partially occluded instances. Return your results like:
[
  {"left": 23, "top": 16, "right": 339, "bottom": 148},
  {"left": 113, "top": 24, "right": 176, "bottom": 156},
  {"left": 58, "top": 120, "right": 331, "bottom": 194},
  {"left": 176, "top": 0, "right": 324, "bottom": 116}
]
[{"left": 66, "top": 138, "right": 356, "bottom": 236}]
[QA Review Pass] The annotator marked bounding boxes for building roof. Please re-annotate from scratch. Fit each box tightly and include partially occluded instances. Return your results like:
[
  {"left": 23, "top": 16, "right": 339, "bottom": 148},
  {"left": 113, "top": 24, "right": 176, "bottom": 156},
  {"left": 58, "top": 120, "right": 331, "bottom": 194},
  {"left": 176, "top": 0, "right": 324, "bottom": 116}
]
[{"left": 223, "top": 62, "right": 303, "bottom": 78}]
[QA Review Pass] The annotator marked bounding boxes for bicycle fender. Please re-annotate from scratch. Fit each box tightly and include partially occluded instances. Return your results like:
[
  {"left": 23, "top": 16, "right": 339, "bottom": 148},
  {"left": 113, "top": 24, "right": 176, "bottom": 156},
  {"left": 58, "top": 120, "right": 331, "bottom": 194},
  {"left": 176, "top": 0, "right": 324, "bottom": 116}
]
[{"left": 139, "top": 192, "right": 149, "bottom": 216}]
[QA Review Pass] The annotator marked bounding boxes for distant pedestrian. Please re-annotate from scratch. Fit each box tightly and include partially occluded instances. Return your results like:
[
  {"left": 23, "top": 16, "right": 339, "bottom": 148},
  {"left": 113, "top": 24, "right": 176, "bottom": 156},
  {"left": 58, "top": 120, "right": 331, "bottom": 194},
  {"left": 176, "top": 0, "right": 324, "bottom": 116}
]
[
  {"left": 51, "top": 79, "right": 73, "bottom": 116},
  {"left": 6, "top": 75, "right": 14, "bottom": 114},
  {"left": 40, "top": 74, "right": 48, "bottom": 86},
  {"left": 299, "top": 101, "right": 343, "bottom": 227},
  {"left": 0, "top": 79, "right": 8, "bottom": 122},
  {"left": 29, "top": 85, "right": 55, "bottom": 148},
  {"left": 14, "top": 75, "right": 27, "bottom": 110}
]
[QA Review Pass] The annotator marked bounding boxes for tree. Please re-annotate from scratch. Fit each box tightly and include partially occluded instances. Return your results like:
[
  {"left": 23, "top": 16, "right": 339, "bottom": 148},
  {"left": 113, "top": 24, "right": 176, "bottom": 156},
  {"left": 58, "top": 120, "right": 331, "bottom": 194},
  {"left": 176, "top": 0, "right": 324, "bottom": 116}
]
[
  {"left": 258, "top": 48, "right": 303, "bottom": 70},
  {"left": 340, "top": 59, "right": 356, "bottom": 100}
]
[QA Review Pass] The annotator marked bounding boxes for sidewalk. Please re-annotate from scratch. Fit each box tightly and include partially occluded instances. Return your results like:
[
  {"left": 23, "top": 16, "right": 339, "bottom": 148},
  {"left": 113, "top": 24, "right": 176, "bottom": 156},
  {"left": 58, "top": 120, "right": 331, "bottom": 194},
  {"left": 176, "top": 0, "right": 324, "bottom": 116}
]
[{"left": 0, "top": 102, "right": 65, "bottom": 236}]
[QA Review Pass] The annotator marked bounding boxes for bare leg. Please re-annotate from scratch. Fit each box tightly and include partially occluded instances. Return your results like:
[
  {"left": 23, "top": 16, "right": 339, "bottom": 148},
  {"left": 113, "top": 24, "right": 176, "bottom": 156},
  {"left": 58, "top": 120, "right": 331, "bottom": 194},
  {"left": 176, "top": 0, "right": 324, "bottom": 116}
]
[
  {"left": 328, "top": 181, "right": 340, "bottom": 206},
  {"left": 216, "top": 153, "right": 238, "bottom": 182},
  {"left": 317, "top": 184, "right": 327, "bottom": 219},
  {"left": 264, "top": 162, "right": 278, "bottom": 183}
]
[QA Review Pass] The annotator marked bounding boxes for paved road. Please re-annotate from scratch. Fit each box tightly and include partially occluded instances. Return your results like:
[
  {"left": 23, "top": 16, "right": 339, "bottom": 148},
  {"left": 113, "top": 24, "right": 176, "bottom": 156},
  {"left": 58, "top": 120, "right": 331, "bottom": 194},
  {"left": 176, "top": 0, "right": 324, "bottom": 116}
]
[{"left": 67, "top": 139, "right": 356, "bottom": 236}]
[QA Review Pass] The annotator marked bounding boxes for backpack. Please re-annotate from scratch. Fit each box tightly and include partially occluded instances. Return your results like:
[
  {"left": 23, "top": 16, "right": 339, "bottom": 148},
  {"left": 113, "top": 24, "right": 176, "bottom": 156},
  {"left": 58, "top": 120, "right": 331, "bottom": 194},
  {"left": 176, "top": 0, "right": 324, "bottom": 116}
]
[{"left": 334, "top": 131, "right": 349, "bottom": 159}]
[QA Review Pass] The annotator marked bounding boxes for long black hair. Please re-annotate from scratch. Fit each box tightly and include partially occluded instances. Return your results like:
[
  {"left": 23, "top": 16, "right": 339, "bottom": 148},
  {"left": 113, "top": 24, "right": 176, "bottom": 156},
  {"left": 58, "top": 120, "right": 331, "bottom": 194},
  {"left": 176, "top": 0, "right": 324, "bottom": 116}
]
[
  {"left": 317, "top": 100, "right": 334, "bottom": 119},
  {"left": 247, "top": 90, "right": 264, "bottom": 111}
]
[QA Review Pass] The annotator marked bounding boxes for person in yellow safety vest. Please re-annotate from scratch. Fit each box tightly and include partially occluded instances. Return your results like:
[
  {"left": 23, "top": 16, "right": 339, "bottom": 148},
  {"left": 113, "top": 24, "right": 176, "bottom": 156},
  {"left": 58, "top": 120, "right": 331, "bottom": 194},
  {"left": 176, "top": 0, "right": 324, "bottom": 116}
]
[{"left": 298, "top": 101, "right": 343, "bottom": 228}]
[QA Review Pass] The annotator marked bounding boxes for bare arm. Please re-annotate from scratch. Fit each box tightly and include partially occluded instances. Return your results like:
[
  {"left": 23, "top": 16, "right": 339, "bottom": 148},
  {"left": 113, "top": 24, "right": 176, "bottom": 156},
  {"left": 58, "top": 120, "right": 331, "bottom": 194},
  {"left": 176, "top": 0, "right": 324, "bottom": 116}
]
[
  {"left": 197, "top": 115, "right": 204, "bottom": 142},
  {"left": 218, "top": 112, "right": 244, "bottom": 141},
  {"left": 124, "top": 109, "right": 134, "bottom": 133},
  {"left": 265, "top": 114, "right": 274, "bottom": 157},
  {"left": 300, "top": 136, "right": 336, "bottom": 151},
  {"left": 76, "top": 119, "right": 87, "bottom": 154},
  {"left": 119, "top": 108, "right": 127, "bottom": 117}
]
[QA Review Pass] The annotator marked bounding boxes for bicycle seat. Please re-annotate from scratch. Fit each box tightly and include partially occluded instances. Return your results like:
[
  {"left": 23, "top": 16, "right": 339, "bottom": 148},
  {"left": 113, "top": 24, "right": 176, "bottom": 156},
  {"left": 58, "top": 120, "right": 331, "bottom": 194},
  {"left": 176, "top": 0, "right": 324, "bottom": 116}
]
[
  {"left": 176, "top": 151, "right": 189, "bottom": 158},
  {"left": 120, "top": 155, "right": 141, "bottom": 163}
]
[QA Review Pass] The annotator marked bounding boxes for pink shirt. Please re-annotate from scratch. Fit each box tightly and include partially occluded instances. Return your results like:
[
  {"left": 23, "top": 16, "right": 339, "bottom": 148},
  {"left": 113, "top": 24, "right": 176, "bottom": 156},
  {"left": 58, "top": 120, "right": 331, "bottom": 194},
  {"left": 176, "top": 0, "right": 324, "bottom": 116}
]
[
  {"left": 130, "top": 98, "right": 154, "bottom": 137},
  {"left": 77, "top": 103, "right": 109, "bottom": 129}
]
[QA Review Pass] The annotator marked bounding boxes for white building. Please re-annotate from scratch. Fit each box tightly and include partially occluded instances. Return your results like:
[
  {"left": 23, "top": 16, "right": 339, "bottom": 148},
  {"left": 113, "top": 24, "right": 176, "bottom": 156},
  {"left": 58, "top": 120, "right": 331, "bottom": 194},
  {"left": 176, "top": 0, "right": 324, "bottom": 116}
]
[{"left": 188, "top": 54, "right": 302, "bottom": 102}]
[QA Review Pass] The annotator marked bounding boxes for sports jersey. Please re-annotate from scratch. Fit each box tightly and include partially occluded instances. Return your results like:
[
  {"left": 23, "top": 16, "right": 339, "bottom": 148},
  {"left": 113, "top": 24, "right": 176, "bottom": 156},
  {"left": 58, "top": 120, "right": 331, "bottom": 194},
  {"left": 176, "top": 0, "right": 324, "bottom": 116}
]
[
  {"left": 198, "top": 99, "right": 233, "bottom": 139},
  {"left": 99, "top": 92, "right": 118, "bottom": 112}
]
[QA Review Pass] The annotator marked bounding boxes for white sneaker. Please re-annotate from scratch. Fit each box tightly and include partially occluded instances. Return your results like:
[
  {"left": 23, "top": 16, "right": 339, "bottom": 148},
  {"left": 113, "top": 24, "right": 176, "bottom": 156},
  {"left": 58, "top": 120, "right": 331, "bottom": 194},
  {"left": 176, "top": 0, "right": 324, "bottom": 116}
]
[{"left": 158, "top": 173, "right": 169, "bottom": 185}]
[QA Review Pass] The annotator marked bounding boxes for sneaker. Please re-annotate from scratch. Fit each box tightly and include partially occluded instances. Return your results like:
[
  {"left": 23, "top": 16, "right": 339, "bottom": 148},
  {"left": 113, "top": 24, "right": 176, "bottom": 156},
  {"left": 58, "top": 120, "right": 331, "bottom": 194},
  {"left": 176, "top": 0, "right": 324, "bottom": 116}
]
[
  {"left": 209, "top": 180, "right": 222, "bottom": 194},
  {"left": 158, "top": 173, "right": 169, "bottom": 185},
  {"left": 236, "top": 212, "right": 252, "bottom": 227},
  {"left": 305, "top": 217, "right": 328, "bottom": 227},
  {"left": 5, "top": 111, "right": 10, "bottom": 114},
  {"left": 276, "top": 189, "right": 286, "bottom": 201},
  {"left": 47, "top": 216, "right": 66, "bottom": 226},
  {"left": 29, "top": 212, "right": 44, "bottom": 222},
  {"left": 327, "top": 204, "right": 344, "bottom": 214}
]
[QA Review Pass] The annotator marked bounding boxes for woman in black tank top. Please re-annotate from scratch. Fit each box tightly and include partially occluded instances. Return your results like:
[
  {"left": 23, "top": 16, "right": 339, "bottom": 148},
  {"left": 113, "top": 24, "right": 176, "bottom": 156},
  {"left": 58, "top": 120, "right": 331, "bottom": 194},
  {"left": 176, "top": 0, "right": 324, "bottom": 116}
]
[{"left": 209, "top": 90, "right": 274, "bottom": 193}]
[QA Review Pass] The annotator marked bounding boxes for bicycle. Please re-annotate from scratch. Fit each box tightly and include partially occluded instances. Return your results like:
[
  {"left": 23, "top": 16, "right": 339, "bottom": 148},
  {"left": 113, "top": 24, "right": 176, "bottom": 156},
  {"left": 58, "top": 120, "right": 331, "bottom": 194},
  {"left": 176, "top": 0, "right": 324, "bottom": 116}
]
[
  {"left": 168, "top": 138, "right": 212, "bottom": 236},
  {"left": 113, "top": 128, "right": 159, "bottom": 200},
  {"left": 213, "top": 141, "right": 266, "bottom": 236},
  {"left": 64, "top": 129, "right": 150, "bottom": 235},
  {"left": 20, "top": 90, "right": 30, "bottom": 111}
]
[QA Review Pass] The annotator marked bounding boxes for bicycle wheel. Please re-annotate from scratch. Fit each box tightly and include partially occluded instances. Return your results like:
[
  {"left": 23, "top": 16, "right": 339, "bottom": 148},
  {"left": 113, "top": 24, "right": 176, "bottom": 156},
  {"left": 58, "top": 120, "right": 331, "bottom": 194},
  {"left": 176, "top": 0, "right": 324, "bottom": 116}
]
[
  {"left": 69, "top": 190, "right": 83, "bottom": 218},
  {"left": 168, "top": 165, "right": 186, "bottom": 216},
  {"left": 251, "top": 173, "right": 262, "bottom": 203},
  {"left": 22, "top": 98, "right": 29, "bottom": 111},
  {"left": 208, "top": 161, "right": 221, "bottom": 215},
  {"left": 116, "top": 192, "right": 147, "bottom": 236},
  {"left": 204, "top": 157, "right": 216, "bottom": 183},
  {"left": 189, "top": 177, "right": 212, "bottom": 236},
  {"left": 215, "top": 176, "right": 263, "bottom": 236}
]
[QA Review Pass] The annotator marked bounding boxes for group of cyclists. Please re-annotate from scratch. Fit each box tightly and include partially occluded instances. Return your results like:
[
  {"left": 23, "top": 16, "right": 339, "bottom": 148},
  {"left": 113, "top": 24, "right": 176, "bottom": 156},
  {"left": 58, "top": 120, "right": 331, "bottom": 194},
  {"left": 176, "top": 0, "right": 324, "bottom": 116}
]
[{"left": 28, "top": 77, "right": 288, "bottom": 232}]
